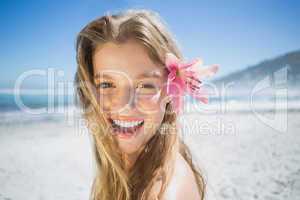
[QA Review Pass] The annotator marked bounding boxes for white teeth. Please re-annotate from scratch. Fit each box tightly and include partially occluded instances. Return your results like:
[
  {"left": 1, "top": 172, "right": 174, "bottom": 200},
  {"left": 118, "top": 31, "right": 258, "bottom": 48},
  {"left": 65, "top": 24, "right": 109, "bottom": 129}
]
[{"left": 112, "top": 119, "right": 143, "bottom": 128}]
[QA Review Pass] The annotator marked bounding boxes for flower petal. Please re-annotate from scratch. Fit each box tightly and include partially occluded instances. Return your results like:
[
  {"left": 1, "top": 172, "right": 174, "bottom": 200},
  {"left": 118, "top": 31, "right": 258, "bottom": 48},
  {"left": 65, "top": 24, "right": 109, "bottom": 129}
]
[
  {"left": 164, "top": 52, "right": 219, "bottom": 111},
  {"left": 179, "top": 58, "right": 203, "bottom": 70},
  {"left": 165, "top": 53, "right": 180, "bottom": 71},
  {"left": 167, "top": 77, "right": 185, "bottom": 95},
  {"left": 168, "top": 70, "right": 176, "bottom": 81},
  {"left": 167, "top": 81, "right": 185, "bottom": 114},
  {"left": 195, "top": 95, "right": 209, "bottom": 104},
  {"left": 166, "top": 71, "right": 177, "bottom": 94},
  {"left": 175, "top": 76, "right": 186, "bottom": 92},
  {"left": 187, "top": 64, "right": 219, "bottom": 80},
  {"left": 186, "top": 86, "right": 209, "bottom": 104}
]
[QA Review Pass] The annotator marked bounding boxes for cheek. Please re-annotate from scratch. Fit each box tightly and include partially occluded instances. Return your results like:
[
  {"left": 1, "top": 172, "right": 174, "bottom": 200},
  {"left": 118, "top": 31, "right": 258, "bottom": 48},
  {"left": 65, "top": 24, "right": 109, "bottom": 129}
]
[
  {"left": 143, "top": 109, "right": 166, "bottom": 138},
  {"left": 95, "top": 93, "right": 123, "bottom": 113},
  {"left": 99, "top": 96, "right": 115, "bottom": 112},
  {"left": 146, "top": 92, "right": 168, "bottom": 124}
]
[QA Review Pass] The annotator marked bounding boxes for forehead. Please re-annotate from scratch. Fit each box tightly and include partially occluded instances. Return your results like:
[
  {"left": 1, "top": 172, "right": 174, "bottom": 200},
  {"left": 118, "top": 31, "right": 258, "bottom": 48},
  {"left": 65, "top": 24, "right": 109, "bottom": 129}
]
[{"left": 92, "top": 40, "right": 166, "bottom": 79}]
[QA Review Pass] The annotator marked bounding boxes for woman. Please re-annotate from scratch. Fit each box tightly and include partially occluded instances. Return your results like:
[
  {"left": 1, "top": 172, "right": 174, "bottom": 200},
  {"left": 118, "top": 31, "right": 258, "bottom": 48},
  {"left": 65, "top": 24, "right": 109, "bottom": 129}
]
[{"left": 75, "top": 8, "right": 216, "bottom": 200}]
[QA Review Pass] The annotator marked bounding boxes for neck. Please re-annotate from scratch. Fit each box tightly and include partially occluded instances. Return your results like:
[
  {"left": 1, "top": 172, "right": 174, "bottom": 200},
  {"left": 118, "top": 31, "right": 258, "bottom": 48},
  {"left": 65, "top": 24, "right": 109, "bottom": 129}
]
[
  {"left": 123, "top": 145, "right": 147, "bottom": 173},
  {"left": 123, "top": 152, "right": 139, "bottom": 173}
]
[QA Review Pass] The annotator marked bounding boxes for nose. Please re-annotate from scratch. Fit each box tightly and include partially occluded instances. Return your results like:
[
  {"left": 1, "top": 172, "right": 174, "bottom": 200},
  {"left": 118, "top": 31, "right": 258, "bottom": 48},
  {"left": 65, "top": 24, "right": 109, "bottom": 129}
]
[{"left": 114, "top": 85, "right": 137, "bottom": 111}]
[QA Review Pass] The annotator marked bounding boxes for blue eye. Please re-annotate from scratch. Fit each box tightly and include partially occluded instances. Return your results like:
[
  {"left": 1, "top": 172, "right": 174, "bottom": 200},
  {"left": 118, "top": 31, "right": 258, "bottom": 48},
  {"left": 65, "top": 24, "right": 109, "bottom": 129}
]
[{"left": 96, "top": 82, "right": 114, "bottom": 89}]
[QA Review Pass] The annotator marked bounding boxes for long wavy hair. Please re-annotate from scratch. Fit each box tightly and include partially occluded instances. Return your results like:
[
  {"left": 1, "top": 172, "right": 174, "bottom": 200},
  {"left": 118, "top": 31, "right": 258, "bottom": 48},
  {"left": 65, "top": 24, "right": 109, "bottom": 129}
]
[{"left": 74, "top": 9, "right": 206, "bottom": 200}]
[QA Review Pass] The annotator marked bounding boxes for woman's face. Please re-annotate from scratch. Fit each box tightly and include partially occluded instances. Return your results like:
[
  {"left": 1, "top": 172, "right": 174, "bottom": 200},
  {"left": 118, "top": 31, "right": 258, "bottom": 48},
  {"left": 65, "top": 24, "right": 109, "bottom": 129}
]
[{"left": 92, "top": 39, "right": 170, "bottom": 155}]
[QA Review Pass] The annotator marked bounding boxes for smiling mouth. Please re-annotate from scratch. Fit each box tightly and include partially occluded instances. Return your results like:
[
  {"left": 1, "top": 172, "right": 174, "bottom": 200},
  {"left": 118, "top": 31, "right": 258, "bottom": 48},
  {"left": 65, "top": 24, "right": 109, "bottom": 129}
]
[{"left": 108, "top": 118, "right": 144, "bottom": 138}]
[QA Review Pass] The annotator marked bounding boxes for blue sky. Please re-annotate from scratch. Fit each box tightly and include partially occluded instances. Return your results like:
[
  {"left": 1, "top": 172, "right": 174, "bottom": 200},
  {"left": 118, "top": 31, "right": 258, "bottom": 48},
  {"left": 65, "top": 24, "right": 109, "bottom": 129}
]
[{"left": 1, "top": 0, "right": 299, "bottom": 89}]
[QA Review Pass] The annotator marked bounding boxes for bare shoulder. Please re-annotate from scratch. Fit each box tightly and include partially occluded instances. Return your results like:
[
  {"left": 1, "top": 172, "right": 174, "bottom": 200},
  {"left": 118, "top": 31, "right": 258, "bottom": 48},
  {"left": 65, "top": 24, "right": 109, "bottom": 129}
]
[{"left": 163, "top": 152, "right": 201, "bottom": 200}]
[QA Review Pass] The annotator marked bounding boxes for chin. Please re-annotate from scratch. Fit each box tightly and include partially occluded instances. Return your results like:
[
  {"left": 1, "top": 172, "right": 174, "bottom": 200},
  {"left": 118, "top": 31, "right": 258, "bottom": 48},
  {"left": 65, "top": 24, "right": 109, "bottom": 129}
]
[{"left": 117, "top": 142, "right": 141, "bottom": 155}]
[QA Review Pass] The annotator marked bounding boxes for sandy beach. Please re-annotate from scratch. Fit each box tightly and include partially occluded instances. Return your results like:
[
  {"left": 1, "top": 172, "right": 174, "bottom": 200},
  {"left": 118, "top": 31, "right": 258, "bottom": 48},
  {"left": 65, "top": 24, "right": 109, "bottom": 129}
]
[{"left": 0, "top": 110, "right": 300, "bottom": 200}]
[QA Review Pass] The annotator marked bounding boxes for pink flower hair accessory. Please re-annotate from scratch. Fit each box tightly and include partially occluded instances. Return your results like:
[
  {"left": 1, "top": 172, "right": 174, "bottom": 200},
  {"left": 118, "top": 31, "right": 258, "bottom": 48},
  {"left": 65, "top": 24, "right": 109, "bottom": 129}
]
[{"left": 165, "top": 52, "right": 219, "bottom": 115}]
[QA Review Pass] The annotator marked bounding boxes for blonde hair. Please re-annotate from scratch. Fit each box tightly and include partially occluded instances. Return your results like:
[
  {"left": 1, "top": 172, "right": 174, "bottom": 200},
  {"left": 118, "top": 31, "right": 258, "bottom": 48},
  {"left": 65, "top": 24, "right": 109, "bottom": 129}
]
[{"left": 74, "top": 8, "right": 205, "bottom": 200}]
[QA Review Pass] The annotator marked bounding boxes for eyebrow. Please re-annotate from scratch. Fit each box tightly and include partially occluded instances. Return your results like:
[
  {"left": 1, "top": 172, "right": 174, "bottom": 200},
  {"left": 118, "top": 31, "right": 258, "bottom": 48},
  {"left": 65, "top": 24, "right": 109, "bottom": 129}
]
[
  {"left": 94, "top": 73, "right": 113, "bottom": 79},
  {"left": 94, "top": 70, "right": 163, "bottom": 79},
  {"left": 137, "top": 70, "right": 163, "bottom": 78}
]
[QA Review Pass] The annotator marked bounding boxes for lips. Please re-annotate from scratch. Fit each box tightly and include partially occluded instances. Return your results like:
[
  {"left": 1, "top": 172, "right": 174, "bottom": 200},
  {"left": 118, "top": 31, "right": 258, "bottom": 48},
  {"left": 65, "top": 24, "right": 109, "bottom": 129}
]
[{"left": 108, "top": 117, "right": 144, "bottom": 139}]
